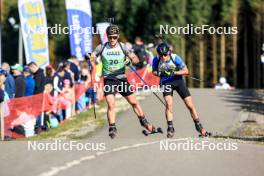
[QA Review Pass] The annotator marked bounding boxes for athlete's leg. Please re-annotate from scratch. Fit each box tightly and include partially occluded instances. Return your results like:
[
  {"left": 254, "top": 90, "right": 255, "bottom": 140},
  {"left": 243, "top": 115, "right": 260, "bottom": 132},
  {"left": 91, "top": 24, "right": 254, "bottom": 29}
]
[
  {"left": 183, "top": 96, "right": 199, "bottom": 121},
  {"left": 124, "top": 93, "right": 155, "bottom": 132},
  {"left": 124, "top": 93, "right": 144, "bottom": 117},
  {"left": 176, "top": 80, "right": 209, "bottom": 136},
  {"left": 164, "top": 95, "right": 175, "bottom": 138},
  {"left": 183, "top": 96, "right": 209, "bottom": 136},
  {"left": 105, "top": 94, "right": 116, "bottom": 124},
  {"left": 164, "top": 95, "right": 173, "bottom": 121},
  {"left": 105, "top": 94, "right": 117, "bottom": 138}
]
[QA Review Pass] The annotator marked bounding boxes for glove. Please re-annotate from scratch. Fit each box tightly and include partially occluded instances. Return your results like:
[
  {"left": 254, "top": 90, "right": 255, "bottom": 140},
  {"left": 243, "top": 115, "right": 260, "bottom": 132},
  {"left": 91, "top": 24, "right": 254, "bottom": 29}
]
[
  {"left": 124, "top": 57, "right": 131, "bottom": 66},
  {"left": 85, "top": 53, "right": 96, "bottom": 62},
  {"left": 158, "top": 70, "right": 174, "bottom": 77}
]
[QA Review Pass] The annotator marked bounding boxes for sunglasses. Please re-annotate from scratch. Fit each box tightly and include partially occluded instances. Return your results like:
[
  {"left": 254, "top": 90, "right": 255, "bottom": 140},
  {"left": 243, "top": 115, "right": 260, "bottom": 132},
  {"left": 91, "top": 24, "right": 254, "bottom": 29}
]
[
  {"left": 108, "top": 35, "right": 118, "bottom": 40},
  {"left": 159, "top": 53, "right": 168, "bottom": 57}
]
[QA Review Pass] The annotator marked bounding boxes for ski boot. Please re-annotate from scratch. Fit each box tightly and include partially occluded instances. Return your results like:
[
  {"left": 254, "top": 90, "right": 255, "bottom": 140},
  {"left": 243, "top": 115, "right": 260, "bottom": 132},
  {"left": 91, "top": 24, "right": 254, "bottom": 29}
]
[
  {"left": 140, "top": 117, "right": 163, "bottom": 136},
  {"left": 167, "top": 126, "right": 175, "bottom": 138},
  {"left": 109, "top": 125, "right": 117, "bottom": 139},
  {"left": 194, "top": 120, "right": 211, "bottom": 137}
]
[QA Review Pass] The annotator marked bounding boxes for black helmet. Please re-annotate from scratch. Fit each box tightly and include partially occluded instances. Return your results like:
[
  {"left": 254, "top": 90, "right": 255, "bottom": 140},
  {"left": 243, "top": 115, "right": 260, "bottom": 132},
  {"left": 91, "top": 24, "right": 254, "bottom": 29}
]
[
  {"left": 106, "top": 25, "right": 120, "bottom": 35},
  {"left": 156, "top": 43, "right": 170, "bottom": 55}
]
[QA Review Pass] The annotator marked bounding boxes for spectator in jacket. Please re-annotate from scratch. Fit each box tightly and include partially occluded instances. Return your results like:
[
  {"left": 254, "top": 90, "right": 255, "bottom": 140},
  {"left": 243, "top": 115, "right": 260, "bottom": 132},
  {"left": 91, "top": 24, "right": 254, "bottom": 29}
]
[
  {"left": 23, "top": 66, "right": 35, "bottom": 96},
  {"left": 68, "top": 55, "right": 80, "bottom": 82},
  {"left": 0, "top": 69, "right": 8, "bottom": 102},
  {"left": 45, "top": 64, "right": 55, "bottom": 85},
  {"left": 53, "top": 66, "right": 65, "bottom": 97},
  {"left": 11, "top": 64, "right": 26, "bottom": 98},
  {"left": 63, "top": 61, "right": 74, "bottom": 87},
  {"left": 28, "top": 62, "right": 45, "bottom": 94},
  {"left": 1, "top": 62, "right": 15, "bottom": 99}
]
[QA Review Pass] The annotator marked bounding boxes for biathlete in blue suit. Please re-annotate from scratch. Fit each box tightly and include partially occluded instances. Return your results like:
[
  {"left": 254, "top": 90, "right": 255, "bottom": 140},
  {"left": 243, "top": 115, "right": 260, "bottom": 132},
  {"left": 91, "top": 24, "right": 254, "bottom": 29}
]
[{"left": 152, "top": 43, "right": 210, "bottom": 138}]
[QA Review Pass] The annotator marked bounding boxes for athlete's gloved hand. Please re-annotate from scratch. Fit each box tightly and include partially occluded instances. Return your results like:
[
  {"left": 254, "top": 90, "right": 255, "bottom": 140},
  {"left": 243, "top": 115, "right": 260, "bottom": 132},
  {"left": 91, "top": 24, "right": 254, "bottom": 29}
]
[
  {"left": 124, "top": 57, "right": 131, "bottom": 66},
  {"left": 158, "top": 70, "right": 174, "bottom": 77},
  {"left": 85, "top": 53, "right": 96, "bottom": 62}
]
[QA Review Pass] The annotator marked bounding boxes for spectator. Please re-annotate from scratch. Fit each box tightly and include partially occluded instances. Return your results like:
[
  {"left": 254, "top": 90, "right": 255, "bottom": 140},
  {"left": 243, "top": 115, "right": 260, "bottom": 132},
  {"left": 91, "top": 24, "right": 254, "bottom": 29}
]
[
  {"left": 1, "top": 62, "right": 15, "bottom": 98},
  {"left": 76, "top": 61, "right": 91, "bottom": 113},
  {"left": 28, "top": 62, "right": 45, "bottom": 94},
  {"left": 0, "top": 85, "right": 4, "bottom": 103},
  {"left": 68, "top": 55, "right": 80, "bottom": 82},
  {"left": 53, "top": 66, "right": 65, "bottom": 97},
  {"left": 45, "top": 64, "right": 55, "bottom": 85},
  {"left": 0, "top": 69, "right": 8, "bottom": 102},
  {"left": 63, "top": 61, "right": 74, "bottom": 87},
  {"left": 215, "top": 77, "right": 233, "bottom": 90},
  {"left": 11, "top": 64, "right": 26, "bottom": 98},
  {"left": 132, "top": 36, "right": 147, "bottom": 69},
  {"left": 62, "top": 79, "right": 74, "bottom": 119},
  {"left": 23, "top": 66, "right": 35, "bottom": 96},
  {"left": 79, "top": 61, "right": 91, "bottom": 84}
]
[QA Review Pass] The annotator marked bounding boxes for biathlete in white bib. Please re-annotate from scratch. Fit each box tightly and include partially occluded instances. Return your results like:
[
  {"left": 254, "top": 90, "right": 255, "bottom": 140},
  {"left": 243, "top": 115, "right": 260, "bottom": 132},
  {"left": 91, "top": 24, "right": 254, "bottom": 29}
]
[{"left": 90, "top": 25, "right": 157, "bottom": 139}]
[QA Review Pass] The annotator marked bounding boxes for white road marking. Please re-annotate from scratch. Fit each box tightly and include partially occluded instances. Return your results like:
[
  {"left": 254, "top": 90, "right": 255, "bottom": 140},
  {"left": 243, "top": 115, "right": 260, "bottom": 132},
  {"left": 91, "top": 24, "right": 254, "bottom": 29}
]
[{"left": 38, "top": 137, "right": 221, "bottom": 176}]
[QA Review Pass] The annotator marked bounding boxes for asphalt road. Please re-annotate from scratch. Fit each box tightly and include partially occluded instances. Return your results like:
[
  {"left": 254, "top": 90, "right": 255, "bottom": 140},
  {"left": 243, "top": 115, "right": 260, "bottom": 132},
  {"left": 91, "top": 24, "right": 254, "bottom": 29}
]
[{"left": 0, "top": 89, "right": 263, "bottom": 176}]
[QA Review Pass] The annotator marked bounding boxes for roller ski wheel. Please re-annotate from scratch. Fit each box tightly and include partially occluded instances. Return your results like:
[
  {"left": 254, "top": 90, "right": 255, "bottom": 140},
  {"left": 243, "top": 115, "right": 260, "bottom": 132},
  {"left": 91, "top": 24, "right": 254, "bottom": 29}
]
[
  {"left": 109, "top": 126, "right": 117, "bottom": 139},
  {"left": 167, "top": 126, "right": 175, "bottom": 138},
  {"left": 142, "top": 127, "right": 163, "bottom": 136}
]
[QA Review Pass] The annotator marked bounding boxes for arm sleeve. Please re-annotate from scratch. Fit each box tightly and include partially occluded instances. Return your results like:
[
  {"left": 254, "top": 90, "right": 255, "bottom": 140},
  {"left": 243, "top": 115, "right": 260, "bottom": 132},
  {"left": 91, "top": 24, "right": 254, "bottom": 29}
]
[
  {"left": 93, "top": 44, "right": 103, "bottom": 57},
  {"left": 174, "top": 55, "right": 186, "bottom": 69},
  {"left": 120, "top": 43, "right": 132, "bottom": 56}
]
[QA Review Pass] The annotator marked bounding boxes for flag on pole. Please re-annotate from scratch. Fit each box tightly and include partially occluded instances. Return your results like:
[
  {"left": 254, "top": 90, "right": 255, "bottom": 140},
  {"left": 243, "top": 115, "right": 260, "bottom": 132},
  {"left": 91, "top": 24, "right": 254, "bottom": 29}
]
[
  {"left": 18, "top": 0, "right": 49, "bottom": 68},
  {"left": 66, "top": 0, "right": 93, "bottom": 59}
]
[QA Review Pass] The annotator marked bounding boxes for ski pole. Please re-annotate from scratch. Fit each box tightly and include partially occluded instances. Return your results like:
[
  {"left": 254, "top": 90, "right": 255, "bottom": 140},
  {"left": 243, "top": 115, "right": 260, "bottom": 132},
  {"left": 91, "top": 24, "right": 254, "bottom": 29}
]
[
  {"left": 128, "top": 66, "right": 166, "bottom": 108},
  {"left": 189, "top": 76, "right": 205, "bottom": 82}
]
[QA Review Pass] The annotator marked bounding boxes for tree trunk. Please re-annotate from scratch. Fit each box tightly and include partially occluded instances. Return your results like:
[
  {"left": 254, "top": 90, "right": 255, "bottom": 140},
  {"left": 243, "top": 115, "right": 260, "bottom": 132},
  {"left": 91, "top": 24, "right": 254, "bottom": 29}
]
[
  {"left": 244, "top": 20, "right": 249, "bottom": 88},
  {"left": 212, "top": 34, "right": 218, "bottom": 85},
  {"left": 187, "top": 52, "right": 193, "bottom": 87},
  {"left": 262, "top": 3, "right": 264, "bottom": 88},
  {"left": 199, "top": 39, "right": 204, "bottom": 88},
  {"left": 255, "top": 10, "right": 261, "bottom": 88},
  {"left": 220, "top": 34, "right": 226, "bottom": 78},
  {"left": 232, "top": 5, "right": 238, "bottom": 87},
  {"left": 256, "top": 5, "right": 264, "bottom": 88},
  {"left": 181, "top": 37, "right": 186, "bottom": 61}
]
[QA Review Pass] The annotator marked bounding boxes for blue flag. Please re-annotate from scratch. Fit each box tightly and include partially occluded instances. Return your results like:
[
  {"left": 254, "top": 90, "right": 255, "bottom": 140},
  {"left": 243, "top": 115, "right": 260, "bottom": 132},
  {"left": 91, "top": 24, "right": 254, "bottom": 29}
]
[{"left": 66, "top": 0, "right": 93, "bottom": 59}]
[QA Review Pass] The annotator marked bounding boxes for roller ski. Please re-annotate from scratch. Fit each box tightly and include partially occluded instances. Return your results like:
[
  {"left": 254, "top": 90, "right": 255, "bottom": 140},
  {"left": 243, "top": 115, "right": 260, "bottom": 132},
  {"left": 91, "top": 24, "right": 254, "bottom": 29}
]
[
  {"left": 142, "top": 127, "right": 163, "bottom": 136},
  {"left": 140, "top": 117, "right": 163, "bottom": 136},
  {"left": 194, "top": 120, "right": 211, "bottom": 137},
  {"left": 109, "top": 125, "right": 117, "bottom": 139}
]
